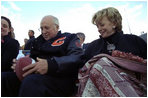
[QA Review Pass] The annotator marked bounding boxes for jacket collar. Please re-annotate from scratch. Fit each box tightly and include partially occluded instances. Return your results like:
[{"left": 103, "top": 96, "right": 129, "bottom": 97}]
[
  {"left": 1, "top": 35, "right": 11, "bottom": 43},
  {"left": 29, "top": 36, "right": 35, "bottom": 39},
  {"left": 100, "top": 31, "right": 123, "bottom": 44}
]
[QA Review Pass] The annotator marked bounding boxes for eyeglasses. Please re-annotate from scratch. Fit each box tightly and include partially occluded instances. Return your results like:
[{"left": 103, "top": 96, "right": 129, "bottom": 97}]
[{"left": 38, "top": 24, "right": 57, "bottom": 32}]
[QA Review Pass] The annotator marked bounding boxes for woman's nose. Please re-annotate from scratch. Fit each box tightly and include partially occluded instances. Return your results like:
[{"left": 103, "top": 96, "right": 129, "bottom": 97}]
[{"left": 98, "top": 27, "right": 102, "bottom": 33}]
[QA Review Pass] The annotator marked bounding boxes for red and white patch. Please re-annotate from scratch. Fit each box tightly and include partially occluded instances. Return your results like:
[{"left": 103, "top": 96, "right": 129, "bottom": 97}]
[{"left": 51, "top": 37, "right": 66, "bottom": 46}]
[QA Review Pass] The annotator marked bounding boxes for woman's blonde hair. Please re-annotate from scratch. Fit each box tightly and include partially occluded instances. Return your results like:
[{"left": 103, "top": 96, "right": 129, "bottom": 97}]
[{"left": 92, "top": 7, "right": 122, "bottom": 32}]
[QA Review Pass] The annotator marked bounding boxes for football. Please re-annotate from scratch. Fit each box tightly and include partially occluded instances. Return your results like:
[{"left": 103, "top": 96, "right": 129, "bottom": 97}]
[{"left": 15, "top": 56, "right": 32, "bottom": 81}]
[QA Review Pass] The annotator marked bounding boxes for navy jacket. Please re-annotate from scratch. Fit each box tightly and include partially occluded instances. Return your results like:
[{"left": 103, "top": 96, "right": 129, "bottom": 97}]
[
  {"left": 1, "top": 35, "right": 20, "bottom": 72},
  {"left": 82, "top": 43, "right": 89, "bottom": 50},
  {"left": 81, "top": 31, "right": 147, "bottom": 67},
  {"left": 24, "top": 36, "right": 35, "bottom": 50},
  {"left": 30, "top": 31, "right": 83, "bottom": 78}
]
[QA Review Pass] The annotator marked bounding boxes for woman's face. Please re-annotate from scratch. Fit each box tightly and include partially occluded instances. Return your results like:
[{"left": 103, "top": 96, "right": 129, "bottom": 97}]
[
  {"left": 96, "top": 16, "right": 116, "bottom": 38},
  {"left": 1, "top": 19, "right": 10, "bottom": 37}
]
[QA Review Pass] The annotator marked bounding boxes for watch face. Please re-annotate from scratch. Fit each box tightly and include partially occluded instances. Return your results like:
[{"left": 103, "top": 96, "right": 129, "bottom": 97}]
[{"left": 107, "top": 44, "right": 115, "bottom": 52}]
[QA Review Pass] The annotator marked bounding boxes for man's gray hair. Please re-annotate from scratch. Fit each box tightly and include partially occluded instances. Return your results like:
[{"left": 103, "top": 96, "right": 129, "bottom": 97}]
[
  {"left": 51, "top": 15, "right": 59, "bottom": 26},
  {"left": 76, "top": 32, "right": 85, "bottom": 41},
  {"left": 42, "top": 15, "right": 59, "bottom": 27},
  {"left": 45, "top": 15, "right": 59, "bottom": 26}
]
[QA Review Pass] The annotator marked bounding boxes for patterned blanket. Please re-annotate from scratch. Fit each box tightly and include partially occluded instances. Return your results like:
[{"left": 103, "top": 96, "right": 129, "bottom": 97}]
[{"left": 77, "top": 54, "right": 147, "bottom": 97}]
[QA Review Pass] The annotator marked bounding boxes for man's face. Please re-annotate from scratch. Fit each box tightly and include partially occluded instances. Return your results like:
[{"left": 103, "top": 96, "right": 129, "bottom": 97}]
[
  {"left": 28, "top": 31, "right": 33, "bottom": 37},
  {"left": 40, "top": 17, "right": 59, "bottom": 41},
  {"left": 24, "top": 39, "right": 28, "bottom": 43},
  {"left": 77, "top": 36, "right": 84, "bottom": 45}
]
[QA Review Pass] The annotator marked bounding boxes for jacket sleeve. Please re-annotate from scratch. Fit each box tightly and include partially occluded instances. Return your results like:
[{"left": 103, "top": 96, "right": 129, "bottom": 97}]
[
  {"left": 1, "top": 40, "right": 20, "bottom": 71},
  {"left": 134, "top": 35, "right": 147, "bottom": 59},
  {"left": 47, "top": 35, "right": 84, "bottom": 76}
]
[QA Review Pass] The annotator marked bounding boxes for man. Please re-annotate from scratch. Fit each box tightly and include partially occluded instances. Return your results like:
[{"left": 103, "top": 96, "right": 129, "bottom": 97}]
[
  {"left": 2, "top": 15, "right": 83, "bottom": 97},
  {"left": 24, "top": 30, "right": 35, "bottom": 50},
  {"left": 20, "top": 38, "right": 28, "bottom": 50},
  {"left": 76, "top": 32, "right": 89, "bottom": 50},
  {"left": 139, "top": 33, "right": 147, "bottom": 43}
]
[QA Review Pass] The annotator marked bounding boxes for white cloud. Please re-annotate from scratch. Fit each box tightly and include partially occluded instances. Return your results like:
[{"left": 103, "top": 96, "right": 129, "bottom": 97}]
[
  {"left": 1, "top": 5, "right": 10, "bottom": 16},
  {"left": 59, "top": 2, "right": 147, "bottom": 43},
  {"left": 1, "top": 3, "right": 26, "bottom": 46},
  {"left": 1, "top": 1, "right": 147, "bottom": 46},
  {"left": 111, "top": 3, "right": 147, "bottom": 35},
  {"left": 8, "top": 1, "right": 21, "bottom": 11},
  {"left": 128, "top": 4, "right": 143, "bottom": 14},
  {"left": 122, "top": 4, "right": 147, "bottom": 35},
  {"left": 59, "top": 3, "right": 99, "bottom": 43}
]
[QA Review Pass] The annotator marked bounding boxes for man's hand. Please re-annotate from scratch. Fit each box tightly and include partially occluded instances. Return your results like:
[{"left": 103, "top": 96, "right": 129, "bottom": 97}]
[{"left": 23, "top": 57, "right": 48, "bottom": 77}]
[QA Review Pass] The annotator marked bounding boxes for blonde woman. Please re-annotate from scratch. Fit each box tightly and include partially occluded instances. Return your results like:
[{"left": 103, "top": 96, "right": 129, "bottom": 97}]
[{"left": 81, "top": 7, "right": 146, "bottom": 66}]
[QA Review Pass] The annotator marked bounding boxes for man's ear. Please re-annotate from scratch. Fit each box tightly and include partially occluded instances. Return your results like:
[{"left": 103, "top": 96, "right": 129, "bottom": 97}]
[{"left": 55, "top": 24, "right": 59, "bottom": 30}]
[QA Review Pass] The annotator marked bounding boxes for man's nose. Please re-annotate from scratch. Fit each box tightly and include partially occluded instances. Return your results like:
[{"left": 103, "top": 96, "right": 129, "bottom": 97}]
[{"left": 42, "top": 29, "right": 46, "bottom": 34}]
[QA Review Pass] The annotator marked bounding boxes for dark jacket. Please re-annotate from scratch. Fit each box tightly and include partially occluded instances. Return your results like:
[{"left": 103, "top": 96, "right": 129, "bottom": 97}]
[
  {"left": 82, "top": 43, "right": 89, "bottom": 50},
  {"left": 30, "top": 31, "right": 83, "bottom": 78},
  {"left": 24, "top": 36, "right": 35, "bottom": 50},
  {"left": 81, "top": 31, "right": 147, "bottom": 67},
  {"left": 1, "top": 35, "right": 20, "bottom": 72}
]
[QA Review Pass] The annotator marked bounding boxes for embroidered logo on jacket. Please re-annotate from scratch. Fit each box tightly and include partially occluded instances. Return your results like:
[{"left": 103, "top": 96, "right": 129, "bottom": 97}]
[{"left": 51, "top": 37, "right": 66, "bottom": 46}]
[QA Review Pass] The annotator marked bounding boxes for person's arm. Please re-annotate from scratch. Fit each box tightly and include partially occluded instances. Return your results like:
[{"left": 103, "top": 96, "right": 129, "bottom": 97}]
[
  {"left": 134, "top": 35, "right": 147, "bottom": 59},
  {"left": 23, "top": 35, "right": 83, "bottom": 77}
]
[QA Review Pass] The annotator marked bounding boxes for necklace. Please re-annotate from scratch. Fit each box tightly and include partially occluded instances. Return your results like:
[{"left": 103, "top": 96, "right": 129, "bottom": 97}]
[{"left": 106, "top": 41, "right": 116, "bottom": 53}]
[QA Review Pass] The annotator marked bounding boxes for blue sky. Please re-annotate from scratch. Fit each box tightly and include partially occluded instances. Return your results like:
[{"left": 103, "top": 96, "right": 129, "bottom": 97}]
[{"left": 1, "top": 1, "right": 147, "bottom": 46}]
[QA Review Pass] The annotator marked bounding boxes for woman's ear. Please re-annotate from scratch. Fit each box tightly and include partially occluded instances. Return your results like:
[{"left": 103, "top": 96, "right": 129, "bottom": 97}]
[
  {"left": 112, "top": 22, "right": 116, "bottom": 29},
  {"left": 8, "top": 28, "right": 11, "bottom": 33}
]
